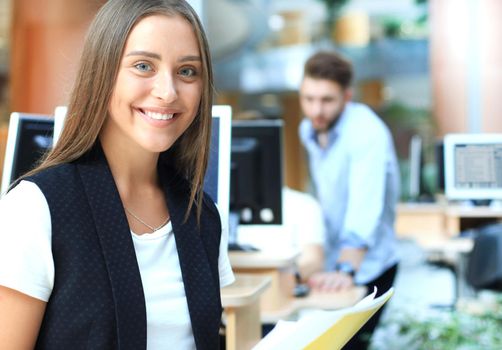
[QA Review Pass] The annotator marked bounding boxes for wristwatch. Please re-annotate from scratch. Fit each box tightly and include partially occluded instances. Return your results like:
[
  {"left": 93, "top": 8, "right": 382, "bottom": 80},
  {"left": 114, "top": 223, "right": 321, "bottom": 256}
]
[{"left": 335, "top": 261, "right": 356, "bottom": 277}]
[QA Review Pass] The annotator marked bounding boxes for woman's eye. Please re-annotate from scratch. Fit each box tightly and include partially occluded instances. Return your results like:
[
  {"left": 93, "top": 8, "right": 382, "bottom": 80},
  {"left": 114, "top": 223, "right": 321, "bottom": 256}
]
[
  {"left": 179, "top": 67, "right": 197, "bottom": 77},
  {"left": 134, "top": 62, "right": 153, "bottom": 72}
]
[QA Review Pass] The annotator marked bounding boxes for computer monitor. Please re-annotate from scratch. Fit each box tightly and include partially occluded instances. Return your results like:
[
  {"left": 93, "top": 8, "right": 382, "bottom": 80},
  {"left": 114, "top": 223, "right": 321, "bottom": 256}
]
[
  {"left": 444, "top": 133, "right": 502, "bottom": 203},
  {"left": 1, "top": 113, "right": 54, "bottom": 194},
  {"left": 408, "top": 135, "right": 423, "bottom": 200},
  {"left": 53, "top": 105, "right": 68, "bottom": 146},
  {"left": 435, "top": 139, "right": 445, "bottom": 193},
  {"left": 407, "top": 134, "right": 434, "bottom": 202},
  {"left": 203, "top": 105, "right": 232, "bottom": 232},
  {"left": 230, "top": 119, "right": 283, "bottom": 225}
]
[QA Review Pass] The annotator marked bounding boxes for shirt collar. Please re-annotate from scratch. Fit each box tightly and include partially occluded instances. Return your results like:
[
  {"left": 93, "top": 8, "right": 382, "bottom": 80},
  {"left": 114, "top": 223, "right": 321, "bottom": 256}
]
[{"left": 309, "top": 103, "right": 350, "bottom": 148}]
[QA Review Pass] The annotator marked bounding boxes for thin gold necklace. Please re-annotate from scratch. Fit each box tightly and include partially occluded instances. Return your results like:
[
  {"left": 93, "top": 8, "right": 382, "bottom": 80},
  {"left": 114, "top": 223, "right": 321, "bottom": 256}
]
[{"left": 124, "top": 207, "right": 170, "bottom": 233}]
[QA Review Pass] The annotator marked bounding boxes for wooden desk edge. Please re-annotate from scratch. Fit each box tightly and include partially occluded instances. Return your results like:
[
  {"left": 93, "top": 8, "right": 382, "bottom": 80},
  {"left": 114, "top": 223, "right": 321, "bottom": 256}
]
[
  {"left": 229, "top": 251, "right": 300, "bottom": 269},
  {"left": 221, "top": 274, "right": 272, "bottom": 308},
  {"left": 397, "top": 202, "right": 445, "bottom": 213},
  {"left": 445, "top": 206, "right": 502, "bottom": 218},
  {"left": 397, "top": 202, "right": 502, "bottom": 215}
]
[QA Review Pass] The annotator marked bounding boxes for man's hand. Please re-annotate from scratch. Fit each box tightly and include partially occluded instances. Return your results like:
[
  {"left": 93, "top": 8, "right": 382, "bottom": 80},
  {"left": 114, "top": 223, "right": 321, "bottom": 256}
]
[{"left": 307, "top": 271, "right": 354, "bottom": 292}]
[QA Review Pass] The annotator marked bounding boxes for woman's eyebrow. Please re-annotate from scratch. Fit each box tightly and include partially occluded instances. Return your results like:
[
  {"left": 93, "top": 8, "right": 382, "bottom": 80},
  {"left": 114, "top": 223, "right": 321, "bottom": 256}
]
[
  {"left": 124, "top": 51, "right": 201, "bottom": 63},
  {"left": 125, "top": 50, "right": 161, "bottom": 60},
  {"left": 178, "top": 55, "right": 201, "bottom": 63}
]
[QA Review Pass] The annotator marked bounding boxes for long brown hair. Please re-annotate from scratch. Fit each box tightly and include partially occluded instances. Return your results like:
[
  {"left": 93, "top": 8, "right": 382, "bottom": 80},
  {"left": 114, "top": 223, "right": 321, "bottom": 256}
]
[{"left": 23, "top": 0, "right": 214, "bottom": 220}]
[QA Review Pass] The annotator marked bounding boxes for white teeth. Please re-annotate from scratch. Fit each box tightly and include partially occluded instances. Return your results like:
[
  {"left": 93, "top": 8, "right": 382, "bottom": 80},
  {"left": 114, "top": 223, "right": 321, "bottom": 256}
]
[{"left": 144, "top": 110, "right": 174, "bottom": 120}]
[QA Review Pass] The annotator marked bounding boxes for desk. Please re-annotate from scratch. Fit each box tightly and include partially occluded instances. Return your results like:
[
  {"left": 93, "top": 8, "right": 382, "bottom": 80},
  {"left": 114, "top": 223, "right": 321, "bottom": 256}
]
[
  {"left": 221, "top": 274, "right": 271, "bottom": 350},
  {"left": 444, "top": 205, "right": 502, "bottom": 236},
  {"left": 396, "top": 202, "right": 502, "bottom": 303},
  {"left": 423, "top": 237, "right": 475, "bottom": 301},
  {"left": 229, "top": 251, "right": 367, "bottom": 323},
  {"left": 230, "top": 250, "right": 299, "bottom": 314},
  {"left": 395, "top": 203, "right": 446, "bottom": 244},
  {"left": 396, "top": 202, "right": 502, "bottom": 243}
]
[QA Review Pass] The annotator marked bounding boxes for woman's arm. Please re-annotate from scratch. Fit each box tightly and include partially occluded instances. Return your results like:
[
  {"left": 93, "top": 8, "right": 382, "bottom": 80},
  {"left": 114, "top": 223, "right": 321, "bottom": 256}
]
[{"left": 0, "top": 285, "right": 46, "bottom": 349}]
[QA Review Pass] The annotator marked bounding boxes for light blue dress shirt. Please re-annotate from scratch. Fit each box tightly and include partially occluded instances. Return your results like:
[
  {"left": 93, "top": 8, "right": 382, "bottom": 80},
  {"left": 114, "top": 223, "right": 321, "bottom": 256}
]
[{"left": 299, "top": 102, "right": 400, "bottom": 284}]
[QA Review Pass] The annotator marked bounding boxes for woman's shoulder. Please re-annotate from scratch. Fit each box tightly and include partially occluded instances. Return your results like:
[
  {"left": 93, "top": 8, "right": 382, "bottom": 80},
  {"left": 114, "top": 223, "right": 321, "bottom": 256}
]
[
  {"left": 0, "top": 180, "right": 53, "bottom": 302},
  {"left": 1, "top": 180, "right": 47, "bottom": 204},
  {"left": 0, "top": 180, "right": 51, "bottom": 239}
]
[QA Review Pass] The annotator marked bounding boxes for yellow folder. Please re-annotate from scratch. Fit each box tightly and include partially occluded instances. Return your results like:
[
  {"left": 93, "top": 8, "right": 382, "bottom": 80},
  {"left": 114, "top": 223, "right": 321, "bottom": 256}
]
[{"left": 253, "top": 287, "right": 394, "bottom": 350}]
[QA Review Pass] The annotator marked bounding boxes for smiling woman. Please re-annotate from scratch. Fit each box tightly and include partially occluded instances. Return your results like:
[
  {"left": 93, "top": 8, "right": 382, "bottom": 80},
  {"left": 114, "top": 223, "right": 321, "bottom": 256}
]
[
  {"left": 0, "top": 1, "right": 234, "bottom": 350},
  {"left": 103, "top": 14, "right": 203, "bottom": 156}
]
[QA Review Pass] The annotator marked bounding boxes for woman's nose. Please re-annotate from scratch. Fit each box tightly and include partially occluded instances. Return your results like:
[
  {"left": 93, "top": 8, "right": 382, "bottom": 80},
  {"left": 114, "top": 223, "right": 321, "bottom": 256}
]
[{"left": 152, "top": 72, "right": 177, "bottom": 102}]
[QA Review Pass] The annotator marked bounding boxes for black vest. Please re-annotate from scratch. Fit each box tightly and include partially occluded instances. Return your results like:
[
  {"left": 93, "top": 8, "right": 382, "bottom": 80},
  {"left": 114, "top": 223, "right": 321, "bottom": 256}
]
[{"left": 26, "top": 145, "right": 222, "bottom": 350}]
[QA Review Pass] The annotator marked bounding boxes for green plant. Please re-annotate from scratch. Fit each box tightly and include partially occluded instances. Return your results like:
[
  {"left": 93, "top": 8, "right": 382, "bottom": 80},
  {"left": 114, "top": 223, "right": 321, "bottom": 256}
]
[
  {"left": 318, "top": 0, "right": 349, "bottom": 17},
  {"left": 316, "top": 0, "right": 349, "bottom": 31},
  {"left": 378, "top": 102, "right": 437, "bottom": 199},
  {"left": 371, "top": 296, "right": 502, "bottom": 350}
]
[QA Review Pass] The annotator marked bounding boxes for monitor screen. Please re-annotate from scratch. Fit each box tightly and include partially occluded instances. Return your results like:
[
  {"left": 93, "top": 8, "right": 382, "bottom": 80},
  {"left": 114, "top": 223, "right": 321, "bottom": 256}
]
[
  {"left": 444, "top": 133, "right": 502, "bottom": 201},
  {"left": 1, "top": 113, "right": 54, "bottom": 194},
  {"left": 230, "top": 119, "right": 283, "bottom": 225},
  {"left": 203, "top": 105, "right": 232, "bottom": 231}
]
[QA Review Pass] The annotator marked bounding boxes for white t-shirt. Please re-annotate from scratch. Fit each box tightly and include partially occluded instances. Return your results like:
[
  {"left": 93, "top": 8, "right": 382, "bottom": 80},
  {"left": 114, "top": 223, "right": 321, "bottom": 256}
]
[
  {"left": 0, "top": 180, "right": 235, "bottom": 350},
  {"left": 283, "top": 187, "right": 325, "bottom": 249}
]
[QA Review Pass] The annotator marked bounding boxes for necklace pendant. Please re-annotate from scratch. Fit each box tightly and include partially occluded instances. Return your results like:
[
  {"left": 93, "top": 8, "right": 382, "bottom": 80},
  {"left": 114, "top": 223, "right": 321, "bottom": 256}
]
[{"left": 124, "top": 206, "right": 170, "bottom": 233}]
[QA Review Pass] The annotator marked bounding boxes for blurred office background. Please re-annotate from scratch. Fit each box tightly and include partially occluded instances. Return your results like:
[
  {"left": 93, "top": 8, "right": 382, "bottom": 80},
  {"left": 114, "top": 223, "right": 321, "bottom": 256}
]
[
  {"left": 1, "top": 0, "right": 502, "bottom": 198},
  {"left": 1, "top": 0, "right": 502, "bottom": 348}
]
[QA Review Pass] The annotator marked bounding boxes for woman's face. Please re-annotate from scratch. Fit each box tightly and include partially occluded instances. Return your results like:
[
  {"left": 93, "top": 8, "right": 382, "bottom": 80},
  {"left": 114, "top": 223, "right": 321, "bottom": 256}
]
[{"left": 104, "top": 14, "right": 203, "bottom": 154}]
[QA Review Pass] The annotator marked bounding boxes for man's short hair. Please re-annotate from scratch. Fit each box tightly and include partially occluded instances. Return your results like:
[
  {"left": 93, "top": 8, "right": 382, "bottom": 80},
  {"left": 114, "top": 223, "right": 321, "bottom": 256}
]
[{"left": 303, "top": 51, "right": 353, "bottom": 90}]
